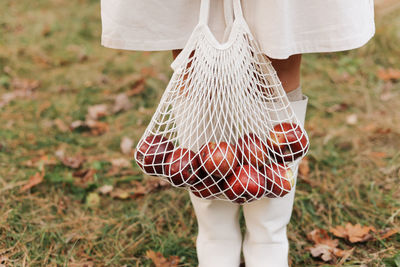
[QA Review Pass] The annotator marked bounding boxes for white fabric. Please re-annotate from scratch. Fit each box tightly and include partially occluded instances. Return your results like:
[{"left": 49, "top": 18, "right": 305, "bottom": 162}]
[
  {"left": 190, "top": 95, "right": 308, "bottom": 267},
  {"left": 101, "top": 0, "right": 375, "bottom": 59}
]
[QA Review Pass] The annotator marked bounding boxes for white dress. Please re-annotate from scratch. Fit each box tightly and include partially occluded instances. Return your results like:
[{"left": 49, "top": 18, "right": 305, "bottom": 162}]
[{"left": 101, "top": 0, "right": 375, "bottom": 59}]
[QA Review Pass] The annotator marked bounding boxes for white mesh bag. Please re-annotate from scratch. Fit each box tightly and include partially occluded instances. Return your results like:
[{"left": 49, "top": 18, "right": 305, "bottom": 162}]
[{"left": 134, "top": 0, "right": 309, "bottom": 204}]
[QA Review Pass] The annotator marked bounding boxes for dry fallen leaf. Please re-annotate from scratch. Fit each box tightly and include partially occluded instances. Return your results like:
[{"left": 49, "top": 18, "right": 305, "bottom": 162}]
[
  {"left": 126, "top": 78, "right": 145, "bottom": 97},
  {"left": 330, "top": 223, "right": 376, "bottom": 243},
  {"left": 377, "top": 68, "right": 400, "bottom": 81},
  {"left": 145, "top": 250, "right": 179, "bottom": 267},
  {"left": 98, "top": 185, "right": 114, "bottom": 195},
  {"left": 110, "top": 188, "right": 132, "bottom": 200},
  {"left": 22, "top": 154, "right": 57, "bottom": 167},
  {"left": 1, "top": 90, "right": 34, "bottom": 108},
  {"left": 53, "top": 118, "right": 69, "bottom": 132},
  {"left": 87, "top": 104, "right": 108, "bottom": 120},
  {"left": 110, "top": 182, "right": 147, "bottom": 200},
  {"left": 71, "top": 120, "right": 109, "bottom": 135},
  {"left": 120, "top": 136, "right": 134, "bottom": 155},
  {"left": 307, "top": 229, "right": 350, "bottom": 262},
  {"left": 11, "top": 78, "right": 40, "bottom": 91},
  {"left": 20, "top": 170, "right": 45, "bottom": 192},
  {"left": 327, "top": 103, "right": 349, "bottom": 113},
  {"left": 110, "top": 158, "right": 131, "bottom": 168},
  {"left": 73, "top": 169, "right": 96, "bottom": 188},
  {"left": 56, "top": 151, "right": 85, "bottom": 169},
  {"left": 377, "top": 228, "right": 399, "bottom": 240},
  {"left": 86, "top": 120, "right": 109, "bottom": 135},
  {"left": 132, "top": 180, "right": 148, "bottom": 196},
  {"left": 309, "top": 244, "right": 335, "bottom": 262},
  {"left": 62, "top": 156, "right": 85, "bottom": 169},
  {"left": 113, "top": 93, "right": 132, "bottom": 113},
  {"left": 70, "top": 120, "right": 86, "bottom": 130},
  {"left": 145, "top": 178, "right": 170, "bottom": 192}
]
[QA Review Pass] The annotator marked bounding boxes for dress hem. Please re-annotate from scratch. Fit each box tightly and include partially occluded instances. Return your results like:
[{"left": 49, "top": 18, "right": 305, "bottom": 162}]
[{"left": 101, "top": 26, "right": 375, "bottom": 59}]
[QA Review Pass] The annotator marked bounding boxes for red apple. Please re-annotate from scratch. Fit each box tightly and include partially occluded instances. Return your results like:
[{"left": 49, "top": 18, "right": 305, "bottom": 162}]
[
  {"left": 224, "top": 165, "right": 266, "bottom": 203},
  {"left": 190, "top": 174, "right": 222, "bottom": 199},
  {"left": 199, "top": 142, "right": 238, "bottom": 178},
  {"left": 266, "top": 122, "right": 308, "bottom": 162},
  {"left": 238, "top": 133, "right": 268, "bottom": 167},
  {"left": 164, "top": 148, "right": 200, "bottom": 187},
  {"left": 263, "top": 163, "right": 294, "bottom": 197},
  {"left": 135, "top": 135, "right": 174, "bottom": 175}
]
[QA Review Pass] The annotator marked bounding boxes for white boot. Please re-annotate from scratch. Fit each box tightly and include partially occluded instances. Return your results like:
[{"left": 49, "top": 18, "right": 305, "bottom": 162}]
[
  {"left": 189, "top": 192, "right": 242, "bottom": 267},
  {"left": 242, "top": 95, "right": 309, "bottom": 267}
]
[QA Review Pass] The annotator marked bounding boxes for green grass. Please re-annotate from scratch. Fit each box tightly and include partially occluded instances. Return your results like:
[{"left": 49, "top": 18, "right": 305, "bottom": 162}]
[{"left": 1, "top": 0, "right": 400, "bottom": 266}]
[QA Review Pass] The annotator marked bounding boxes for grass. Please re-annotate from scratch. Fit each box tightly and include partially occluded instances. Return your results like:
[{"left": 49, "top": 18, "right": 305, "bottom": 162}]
[{"left": 1, "top": 0, "right": 400, "bottom": 266}]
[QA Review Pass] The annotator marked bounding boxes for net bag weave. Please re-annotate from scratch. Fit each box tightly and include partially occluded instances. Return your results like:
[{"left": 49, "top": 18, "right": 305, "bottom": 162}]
[{"left": 135, "top": 0, "right": 309, "bottom": 204}]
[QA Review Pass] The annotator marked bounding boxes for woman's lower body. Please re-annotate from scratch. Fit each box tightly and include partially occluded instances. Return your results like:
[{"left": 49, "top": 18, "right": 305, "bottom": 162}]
[{"left": 172, "top": 50, "right": 308, "bottom": 267}]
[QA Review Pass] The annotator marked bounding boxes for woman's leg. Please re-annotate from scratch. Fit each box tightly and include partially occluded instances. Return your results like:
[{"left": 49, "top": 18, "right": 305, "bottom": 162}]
[
  {"left": 189, "top": 193, "right": 242, "bottom": 267},
  {"left": 173, "top": 49, "right": 242, "bottom": 267},
  {"left": 172, "top": 50, "right": 306, "bottom": 266},
  {"left": 269, "top": 54, "right": 302, "bottom": 93},
  {"left": 242, "top": 54, "right": 307, "bottom": 267}
]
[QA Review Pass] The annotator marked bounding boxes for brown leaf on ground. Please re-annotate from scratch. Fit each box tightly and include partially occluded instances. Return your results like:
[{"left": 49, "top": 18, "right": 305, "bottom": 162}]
[
  {"left": 53, "top": 118, "right": 69, "bottom": 132},
  {"left": 298, "top": 156, "right": 310, "bottom": 177},
  {"left": 307, "top": 229, "right": 351, "bottom": 262},
  {"left": 70, "top": 120, "right": 109, "bottom": 135},
  {"left": 113, "top": 93, "right": 132, "bottom": 114},
  {"left": 377, "top": 228, "right": 399, "bottom": 240},
  {"left": 131, "top": 181, "right": 148, "bottom": 196},
  {"left": 377, "top": 68, "right": 400, "bottom": 81},
  {"left": 110, "top": 158, "right": 131, "bottom": 168},
  {"left": 0, "top": 77, "right": 37, "bottom": 106},
  {"left": 97, "top": 185, "right": 114, "bottom": 195},
  {"left": 56, "top": 151, "right": 85, "bottom": 169},
  {"left": 22, "top": 154, "right": 57, "bottom": 167},
  {"left": 366, "top": 151, "right": 388, "bottom": 167},
  {"left": 145, "top": 178, "right": 170, "bottom": 192},
  {"left": 326, "top": 103, "right": 349, "bottom": 113},
  {"left": 1, "top": 88, "right": 35, "bottom": 108},
  {"left": 86, "top": 120, "right": 109, "bottom": 135},
  {"left": 70, "top": 120, "right": 87, "bottom": 130},
  {"left": 36, "top": 100, "right": 51, "bottom": 118},
  {"left": 73, "top": 169, "right": 96, "bottom": 188},
  {"left": 11, "top": 78, "right": 40, "bottom": 91},
  {"left": 120, "top": 136, "right": 133, "bottom": 155},
  {"left": 105, "top": 167, "right": 139, "bottom": 177},
  {"left": 110, "top": 182, "right": 148, "bottom": 200},
  {"left": 110, "top": 188, "right": 132, "bottom": 200},
  {"left": 330, "top": 223, "right": 376, "bottom": 243},
  {"left": 41, "top": 24, "right": 51, "bottom": 37},
  {"left": 20, "top": 170, "right": 45, "bottom": 192},
  {"left": 145, "top": 250, "right": 180, "bottom": 267},
  {"left": 308, "top": 229, "right": 337, "bottom": 246},
  {"left": 309, "top": 244, "right": 335, "bottom": 262},
  {"left": 87, "top": 104, "right": 108, "bottom": 120},
  {"left": 126, "top": 78, "right": 145, "bottom": 97},
  {"left": 368, "top": 151, "right": 387, "bottom": 159}
]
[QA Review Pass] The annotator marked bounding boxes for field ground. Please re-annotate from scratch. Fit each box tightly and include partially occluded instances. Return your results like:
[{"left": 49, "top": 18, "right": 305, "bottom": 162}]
[{"left": 0, "top": 0, "right": 400, "bottom": 266}]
